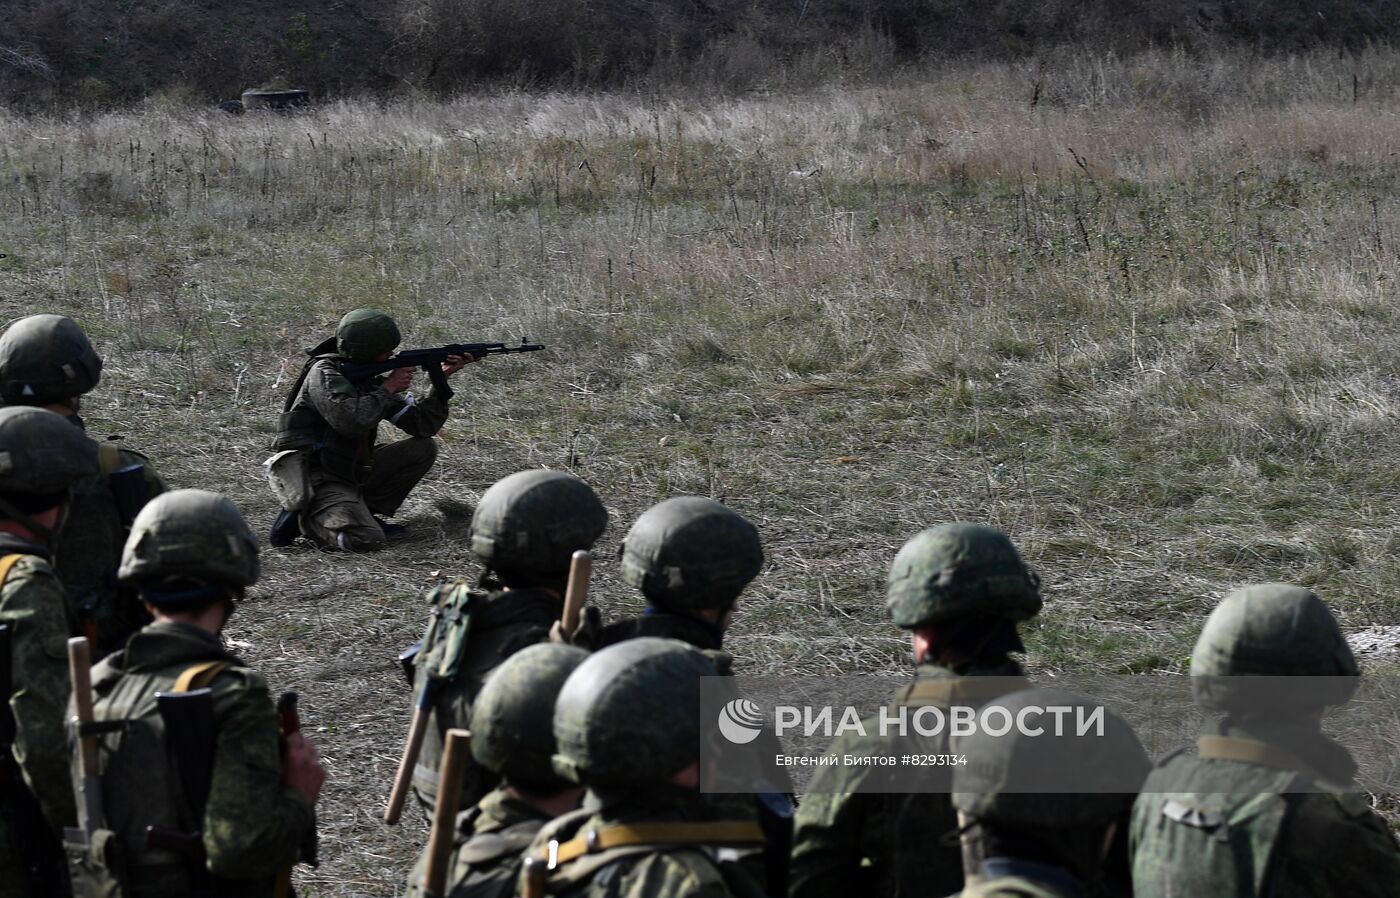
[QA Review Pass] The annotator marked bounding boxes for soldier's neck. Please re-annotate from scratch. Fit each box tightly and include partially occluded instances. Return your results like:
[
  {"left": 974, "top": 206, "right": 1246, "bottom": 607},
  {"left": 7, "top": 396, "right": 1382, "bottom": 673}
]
[{"left": 508, "top": 783, "right": 584, "bottom": 818}]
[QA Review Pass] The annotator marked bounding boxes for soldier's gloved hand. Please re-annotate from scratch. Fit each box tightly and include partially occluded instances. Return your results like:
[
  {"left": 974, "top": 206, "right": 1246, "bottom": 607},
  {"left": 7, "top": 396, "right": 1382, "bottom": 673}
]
[
  {"left": 549, "top": 606, "right": 602, "bottom": 649},
  {"left": 283, "top": 733, "right": 328, "bottom": 804}
]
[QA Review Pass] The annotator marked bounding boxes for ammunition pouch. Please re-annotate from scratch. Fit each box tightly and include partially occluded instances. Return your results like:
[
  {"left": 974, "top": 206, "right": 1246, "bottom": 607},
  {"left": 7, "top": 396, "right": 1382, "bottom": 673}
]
[
  {"left": 66, "top": 827, "right": 128, "bottom": 898},
  {"left": 265, "top": 449, "right": 314, "bottom": 513}
]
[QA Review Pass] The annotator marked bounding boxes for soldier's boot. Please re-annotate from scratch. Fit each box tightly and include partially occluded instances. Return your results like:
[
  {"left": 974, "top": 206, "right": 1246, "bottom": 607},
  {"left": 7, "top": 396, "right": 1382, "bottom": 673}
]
[{"left": 270, "top": 509, "right": 301, "bottom": 547}]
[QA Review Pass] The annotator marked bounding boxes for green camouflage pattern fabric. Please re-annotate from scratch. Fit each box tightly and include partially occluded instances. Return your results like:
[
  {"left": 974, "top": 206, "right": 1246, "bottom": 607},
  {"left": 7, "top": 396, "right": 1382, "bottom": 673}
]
[
  {"left": 403, "top": 787, "right": 554, "bottom": 898},
  {"left": 119, "top": 489, "right": 259, "bottom": 588},
  {"left": 0, "top": 313, "right": 103, "bottom": 404},
  {"left": 336, "top": 309, "right": 401, "bottom": 360},
  {"left": 953, "top": 687, "right": 1149, "bottom": 827},
  {"left": 522, "top": 789, "right": 768, "bottom": 898},
  {"left": 620, "top": 498, "right": 762, "bottom": 611},
  {"left": 56, "top": 421, "right": 166, "bottom": 657},
  {"left": 73, "top": 620, "right": 314, "bottom": 897},
  {"left": 470, "top": 643, "right": 588, "bottom": 789},
  {"left": 790, "top": 660, "right": 1028, "bottom": 898},
  {"left": 0, "top": 534, "right": 79, "bottom": 853},
  {"left": 413, "top": 586, "right": 563, "bottom": 814},
  {"left": 469, "top": 470, "right": 607, "bottom": 577},
  {"left": 1130, "top": 716, "right": 1400, "bottom": 898},
  {"left": 552, "top": 638, "right": 716, "bottom": 787},
  {"left": 885, "top": 523, "right": 1041, "bottom": 629},
  {"left": 1190, "top": 583, "right": 1358, "bottom": 711}
]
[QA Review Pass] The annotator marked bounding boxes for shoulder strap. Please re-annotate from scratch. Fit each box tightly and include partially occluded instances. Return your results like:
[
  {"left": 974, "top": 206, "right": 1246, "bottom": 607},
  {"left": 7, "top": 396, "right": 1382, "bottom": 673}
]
[
  {"left": 98, "top": 442, "right": 122, "bottom": 477},
  {"left": 0, "top": 554, "right": 25, "bottom": 587},
  {"left": 543, "top": 820, "right": 765, "bottom": 869},
  {"left": 1197, "top": 735, "right": 1310, "bottom": 774},
  {"left": 174, "top": 660, "right": 232, "bottom": 693}
]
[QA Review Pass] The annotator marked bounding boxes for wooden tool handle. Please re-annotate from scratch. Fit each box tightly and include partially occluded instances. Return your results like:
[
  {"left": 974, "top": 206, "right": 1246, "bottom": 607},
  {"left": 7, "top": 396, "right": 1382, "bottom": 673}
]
[
  {"left": 68, "top": 636, "right": 97, "bottom": 775},
  {"left": 423, "top": 728, "right": 471, "bottom": 897},
  {"left": 561, "top": 550, "right": 592, "bottom": 639},
  {"left": 384, "top": 706, "right": 431, "bottom": 825},
  {"left": 521, "top": 856, "right": 547, "bottom": 898}
]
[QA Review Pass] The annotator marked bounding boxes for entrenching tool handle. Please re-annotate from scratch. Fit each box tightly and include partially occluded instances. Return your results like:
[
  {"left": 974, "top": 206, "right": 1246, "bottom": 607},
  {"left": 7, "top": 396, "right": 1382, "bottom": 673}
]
[
  {"left": 561, "top": 551, "right": 592, "bottom": 641},
  {"left": 423, "top": 728, "right": 471, "bottom": 898},
  {"left": 521, "top": 856, "right": 546, "bottom": 898},
  {"left": 384, "top": 682, "right": 435, "bottom": 825},
  {"left": 69, "top": 637, "right": 97, "bottom": 776}
]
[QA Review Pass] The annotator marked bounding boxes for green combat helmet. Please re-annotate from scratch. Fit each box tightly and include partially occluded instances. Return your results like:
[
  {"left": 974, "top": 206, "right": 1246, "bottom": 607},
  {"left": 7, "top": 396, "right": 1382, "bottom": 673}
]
[
  {"left": 620, "top": 497, "right": 762, "bottom": 610},
  {"left": 953, "top": 687, "right": 1150, "bottom": 827},
  {"left": 469, "top": 470, "right": 608, "bottom": 577},
  {"left": 0, "top": 405, "right": 99, "bottom": 538},
  {"left": 471, "top": 643, "right": 589, "bottom": 790},
  {"left": 335, "top": 309, "right": 401, "bottom": 361},
  {"left": 885, "top": 523, "right": 1041, "bottom": 629},
  {"left": 0, "top": 313, "right": 103, "bottom": 404},
  {"left": 552, "top": 637, "right": 717, "bottom": 787},
  {"left": 1191, "top": 583, "right": 1359, "bottom": 713},
  {"left": 118, "top": 489, "right": 260, "bottom": 605}
]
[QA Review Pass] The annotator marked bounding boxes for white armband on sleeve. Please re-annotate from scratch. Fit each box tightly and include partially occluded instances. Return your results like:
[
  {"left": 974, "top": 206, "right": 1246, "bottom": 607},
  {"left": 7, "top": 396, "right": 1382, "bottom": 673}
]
[{"left": 390, "top": 392, "right": 416, "bottom": 424}]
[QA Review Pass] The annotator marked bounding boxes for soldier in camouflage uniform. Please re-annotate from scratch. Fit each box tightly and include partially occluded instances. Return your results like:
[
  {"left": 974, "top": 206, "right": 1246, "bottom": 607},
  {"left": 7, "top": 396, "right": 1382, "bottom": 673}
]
[
  {"left": 790, "top": 523, "right": 1042, "bottom": 898},
  {"left": 268, "top": 309, "right": 472, "bottom": 551},
  {"left": 952, "top": 688, "right": 1150, "bottom": 898},
  {"left": 0, "top": 407, "right": 100, "bottom": 898},
  {"left": 595, "top": 497, "right": 763, "bottom": 658},
  {"left": 68, "top": 490, "right": 324, "bottom": 897},
  {"left": 404, "top": 643, "right": 587, "bottom": 898},
  {"left": 0, "top": 313, "right": 166, "bottom": 658},
  {"left": 408, "top": 470, "right": 607, "bottom": 815},
  {"left": 1130, "top": 583, "right": 1400, "bottom": 897},
  {"left": 523, "top": 638, "right": 768, "bottom": 898}
]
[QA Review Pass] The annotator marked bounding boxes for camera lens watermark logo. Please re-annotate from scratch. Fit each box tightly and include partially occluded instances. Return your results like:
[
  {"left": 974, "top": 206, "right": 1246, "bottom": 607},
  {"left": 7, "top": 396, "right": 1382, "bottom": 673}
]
[{"left": 718, "top": 698, "right": 764, "bottom": 744}]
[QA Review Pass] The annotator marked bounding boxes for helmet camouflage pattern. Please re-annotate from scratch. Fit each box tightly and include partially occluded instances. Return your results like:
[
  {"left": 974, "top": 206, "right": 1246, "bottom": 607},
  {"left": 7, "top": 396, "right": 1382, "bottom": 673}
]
[
  {"left": 1191, "top": 583, "right": 1358, "bottom": 711},
  {"left": 119, "top": 489, "right": 260, "bottom": 590},
  {"left": 953, "top": 687, "right": 1150, "bottom": 827},
  {"left": 471, "top": 643, "right": 588, "bottom": 789},
  {"left": 0, "top": 314, "right": 103, "bottom": 404},
  {"left": 885, "top": 523, "right": 1041, "bottom": 629},
  {"left": 469, "top": 470, "right": 607, "bottom": 576},
  {"left": 620, "top": 497, "right": 763, "bottom": 610},
  {"left": 335, "top": 309, "right": 401, "bottom": 361},
  {"left": 552, "top": 637, "right": 717, "bottom": 787},
  {"left": 0, "top": 406, "right": 99, "bottom": 494}
]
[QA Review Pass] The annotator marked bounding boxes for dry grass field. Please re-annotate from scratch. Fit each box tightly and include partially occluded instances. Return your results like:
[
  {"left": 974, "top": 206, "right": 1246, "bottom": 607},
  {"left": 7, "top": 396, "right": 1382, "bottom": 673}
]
[{"left": 4, "top": 48, "right": 1400, "bottom": 893}]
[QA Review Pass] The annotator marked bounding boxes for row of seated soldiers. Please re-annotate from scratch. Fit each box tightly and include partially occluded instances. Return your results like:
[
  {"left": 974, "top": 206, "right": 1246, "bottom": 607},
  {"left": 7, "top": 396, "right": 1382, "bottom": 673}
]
[{"left": 0, "top": 312, "right": 1397, "bottom": 898}]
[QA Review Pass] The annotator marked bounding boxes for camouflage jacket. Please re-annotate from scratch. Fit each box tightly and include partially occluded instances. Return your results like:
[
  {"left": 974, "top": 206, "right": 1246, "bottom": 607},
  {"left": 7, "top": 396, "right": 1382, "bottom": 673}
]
[
  {"left": 1130, "top": 716, "right": 1400, "bottom": 898},
  {"left": 789, "top": 659, "right": 1030, "bottom": 898},
  {"left": 522, "top": 788, "right": 769, "bottom": 898},
  {"left": 277, "top": 355, "right": 450, "bottom": 484},
  {"left": 957, "top": 861, "right": 1086, "bottom": 898},
  {"left": 0, "top": 533, "right": 77, "bottom": 834},
  {"left": 74, "top": 621, "right": 314, "bottom": 897},
  {"left": 412, "top": 585, "right": 563, "bottom": 815},
  {"left": 55, "top": 415, "right": 165, "bottom": 659},
  {"left": 404, "top": 787, "right": 556, "bottom": 898}
]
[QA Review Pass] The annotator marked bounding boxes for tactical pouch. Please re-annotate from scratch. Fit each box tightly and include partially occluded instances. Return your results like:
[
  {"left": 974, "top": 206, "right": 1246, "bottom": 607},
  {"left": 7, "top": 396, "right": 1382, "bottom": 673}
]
[
  {"left": 265, "top": 449, "right": 313, "bottom": 512},
  {"left": 67, "top": 828, "right": 129, "bottom": 898}
]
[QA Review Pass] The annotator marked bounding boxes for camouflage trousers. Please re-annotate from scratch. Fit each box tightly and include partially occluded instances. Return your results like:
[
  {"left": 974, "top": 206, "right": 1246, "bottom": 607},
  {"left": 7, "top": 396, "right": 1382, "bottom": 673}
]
[{"left": 301, "top": 436, "right": 437, "bottom": 552}]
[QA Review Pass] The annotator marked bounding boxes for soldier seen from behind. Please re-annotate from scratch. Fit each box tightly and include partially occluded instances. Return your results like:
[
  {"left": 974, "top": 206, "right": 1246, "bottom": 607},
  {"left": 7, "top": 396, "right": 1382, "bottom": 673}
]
[
  {"left": 66, "top": 490, "right": 324, "bottom": 897},
  {"left": 1130, "top": 583, "right": 1400, "bottom": 897},
  {"left": 404, "top": 643, "right": 588, "bottom": 898},
  {"left": 268, "top": 309, "right": 473, "bottom": 551},
  {"left": 952, "top": 689, "right": 1150, "bottom": 898},
  {"left": 523, "top": 637, "right": 768, "bottom": 898},
  {"left": 401, "top": 470, "right": 607, "bottom": 816},
  {"left": 0, "top": 406, "right": 100, "bottom": 898},
  {"left": 0, "top": 314, "right": 165, "bottom": 658},
  {"left": 790, "top": 523, "right": 1042, "bottom": 898}
]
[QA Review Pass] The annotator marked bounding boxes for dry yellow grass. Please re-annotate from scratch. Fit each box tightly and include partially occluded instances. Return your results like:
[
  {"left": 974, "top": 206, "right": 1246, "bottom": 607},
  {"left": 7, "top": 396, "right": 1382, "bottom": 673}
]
[{"left": 3, "top": 48, "right": 1400, "bottom": 893}]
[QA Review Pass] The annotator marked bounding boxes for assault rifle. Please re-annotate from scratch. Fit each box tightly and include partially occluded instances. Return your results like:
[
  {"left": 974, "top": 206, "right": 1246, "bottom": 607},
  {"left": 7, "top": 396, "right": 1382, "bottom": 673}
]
[{"left": 339, "top": 341, "right": 545, "bottom": 401}]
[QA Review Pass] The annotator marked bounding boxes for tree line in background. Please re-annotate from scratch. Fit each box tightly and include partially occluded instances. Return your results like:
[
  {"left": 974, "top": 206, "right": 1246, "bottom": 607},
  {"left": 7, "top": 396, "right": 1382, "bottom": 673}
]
[{"left": 0, "top": 0, "right": 1397, "bottom": 106}]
